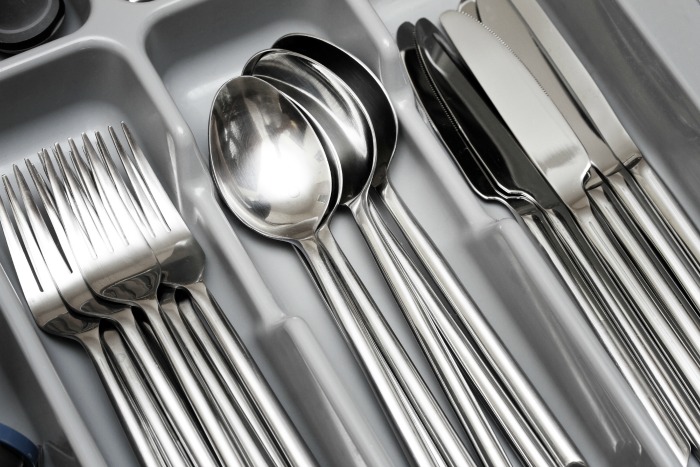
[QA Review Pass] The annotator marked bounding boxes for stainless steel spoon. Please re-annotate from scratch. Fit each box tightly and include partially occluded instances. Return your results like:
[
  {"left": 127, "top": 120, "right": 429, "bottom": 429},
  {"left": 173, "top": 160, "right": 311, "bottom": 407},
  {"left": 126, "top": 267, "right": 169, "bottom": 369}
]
[
  {"left": 209, "top": 75, "right": 473, "bottom": 467},
  {"left": 272, "top": 33, "right": 583, "bottom": 467},
  {"left": 242, "top": 49, "right": 494, "bottom": 466}
]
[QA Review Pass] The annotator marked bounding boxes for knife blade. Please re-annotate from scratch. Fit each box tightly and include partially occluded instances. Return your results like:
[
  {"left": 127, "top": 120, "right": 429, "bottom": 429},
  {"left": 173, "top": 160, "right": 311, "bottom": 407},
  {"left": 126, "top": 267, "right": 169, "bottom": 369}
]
[
  {"left": 479, "top": 0, "right": 700, "bottom": 293},
  {"left": 440, "top": 10, "right": 700, "bottom": 455},
  {"left": 402, "top": 21, "right": 559, "bottom": 467},
  {"left": 477, "top": 0, "right": 700, "bottom": 354}
]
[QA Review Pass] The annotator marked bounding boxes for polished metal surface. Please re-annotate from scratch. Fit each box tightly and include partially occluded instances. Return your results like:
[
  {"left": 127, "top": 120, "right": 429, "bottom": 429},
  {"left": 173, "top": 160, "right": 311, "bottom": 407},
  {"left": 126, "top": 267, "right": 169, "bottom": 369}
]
[
  {"left": 0, "top": 173, "right": 165, "bottom": 467},
  {"left": 209, "top": 75, "right": 475, "bottom": 467},
  {"left": 17, "top": 154, "right": 194, "bottom": 467},
  {"left": 244, "top": 47, "right": 502, "bottom": 466},
  {"left": 103, "top": 123, "right": 310, "bottom": 467},
  {"left": 273, "top": 31, "right": 585, "bottom": 467},
  {"left": 440, "top": 11, "right": 700, "bottom": 428},
  {"left": 410, "top": 17, "right": 694, "bottom": 463},
  {"left": 37, "top": 141, "right": 235, "bottom": 465},
  {"left": 478, "top": 0, "right": 700, "bottom": 363}
]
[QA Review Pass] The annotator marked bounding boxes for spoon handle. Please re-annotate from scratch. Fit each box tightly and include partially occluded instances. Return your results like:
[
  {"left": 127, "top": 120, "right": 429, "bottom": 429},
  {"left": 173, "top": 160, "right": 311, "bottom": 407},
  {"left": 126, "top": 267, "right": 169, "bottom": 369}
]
[
  {"left": 354, "top": 198, "right": 512, "bottom": 467},
  {"left": 298, "top": 232, "right": 448, "bottom": 467},
  {"left": 378, "top": 181, "right": 583, "bottom": 467}
]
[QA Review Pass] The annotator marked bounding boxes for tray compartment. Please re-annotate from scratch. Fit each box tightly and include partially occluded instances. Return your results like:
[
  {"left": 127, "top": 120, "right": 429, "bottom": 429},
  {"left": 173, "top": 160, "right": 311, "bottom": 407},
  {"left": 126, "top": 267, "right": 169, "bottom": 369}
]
[
  {"left": 142, "top": 0, "right": 679, "bottom": 465},
  {"left": 0, "top": 0, "right": 692, "bottom": 465}
]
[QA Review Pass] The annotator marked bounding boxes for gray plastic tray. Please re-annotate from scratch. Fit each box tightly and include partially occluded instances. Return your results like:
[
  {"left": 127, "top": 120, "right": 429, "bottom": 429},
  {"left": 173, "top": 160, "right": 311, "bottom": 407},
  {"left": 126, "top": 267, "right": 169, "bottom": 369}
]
[{"left": 0, "top": 0, "right": 695, "bottom": 466}]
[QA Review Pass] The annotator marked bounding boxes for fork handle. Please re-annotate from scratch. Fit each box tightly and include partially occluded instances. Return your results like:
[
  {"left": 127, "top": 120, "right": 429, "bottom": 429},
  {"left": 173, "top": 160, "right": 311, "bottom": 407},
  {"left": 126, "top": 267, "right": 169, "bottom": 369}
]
[
  {"left": 100, "top": 327, "right": 192, "bottom": 467},
  {"left": 631, "top": 159, "right": 700, "bottom": 269},
  {"left": 111, "top": 308, "right": 221, "bottom": 467},
  {"left": 160, "top": 290, "right": 270, "bottom": 467},
  {"left": 185, "top": 280, "right": 316, "bottom": 467},
  {"left": 378, "top": 182, "right": 583, "bottom": 467},
  {"left": 75, "top": 326, "right": 166, "bottom": 467}
]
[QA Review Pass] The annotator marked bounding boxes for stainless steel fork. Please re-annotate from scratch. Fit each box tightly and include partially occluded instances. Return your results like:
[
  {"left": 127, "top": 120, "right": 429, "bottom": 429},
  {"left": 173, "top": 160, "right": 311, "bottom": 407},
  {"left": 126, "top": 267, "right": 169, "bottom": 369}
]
[
  {"left": 95, "top": 122, "right": 316, "bottom": 467},
  {"left": 16, "top": 157, "right": 200, "bottom": 467},
  {"left": 37, "top": 144, "right": 241, "bottom": 466},
  {"left": 0, "top": 171, "right": 163, "bottom": 467}
]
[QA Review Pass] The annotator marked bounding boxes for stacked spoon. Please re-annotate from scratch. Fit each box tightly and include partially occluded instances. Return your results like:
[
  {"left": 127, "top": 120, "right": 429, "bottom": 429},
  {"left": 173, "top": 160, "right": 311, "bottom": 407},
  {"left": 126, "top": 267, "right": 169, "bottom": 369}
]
[{"left": 209, "top": 34, "right": 585, "bottom": 467}]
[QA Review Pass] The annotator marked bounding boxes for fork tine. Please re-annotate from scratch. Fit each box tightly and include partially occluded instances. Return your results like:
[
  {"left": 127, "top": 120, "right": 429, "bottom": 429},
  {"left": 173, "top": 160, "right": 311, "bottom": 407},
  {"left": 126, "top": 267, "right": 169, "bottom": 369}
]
[
  {"left": 53, "top": 144, "right": 112, "bottom": 250},
  {"left": 68, "top": 138, "right": 99, "bottom": 208},
  {"left": 1, "top": 175, "right": 52, "bottom": 299},
  {"left": 25, "top": 159, "right": 84, "bottom": 272},
  {"left": 81, "top": 133, "right": 145, "bottom": 246},
  {"left": 93, "top": 131, "right": 151, "bottom": 233},
  {"left": 95, "top": 131, "right": 155, "bottom": 237},
  {"left": 60, "top": 141, "right": 123, "bottom": 251},
  {"left": 13, "top": 165, "right": 74, "bottom": 279},
  {"left": 40, "top": 148, "right": 107, "bottom": 258},
  {"left": 120, "top": 123, "right": 178, "bottom": 227}
]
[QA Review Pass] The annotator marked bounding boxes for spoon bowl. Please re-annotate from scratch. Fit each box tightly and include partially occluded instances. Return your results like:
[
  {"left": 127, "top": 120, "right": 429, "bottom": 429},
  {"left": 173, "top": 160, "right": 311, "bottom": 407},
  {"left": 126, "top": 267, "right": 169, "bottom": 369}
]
[
  {"left": 209, "top": 75, "right": 335, "bottom": 242},
  {"left": 272, "top": 34, "right": 398, "bottom": 187},
  {"left": 244, "top": 49, "right": 374, "bottom": 205}
]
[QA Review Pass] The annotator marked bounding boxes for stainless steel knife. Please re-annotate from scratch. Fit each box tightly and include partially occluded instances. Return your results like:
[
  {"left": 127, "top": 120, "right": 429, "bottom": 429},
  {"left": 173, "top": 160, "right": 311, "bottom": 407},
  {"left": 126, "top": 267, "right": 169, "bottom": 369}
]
[
  {"left": 413, "top": 16, "right": 693, "bottom": 465},
  {"left": 477, "top": 0, "right": 700, "bottom": 362},
  {"left": 440, "top": 11, "right": 700, "bottom": 454}
]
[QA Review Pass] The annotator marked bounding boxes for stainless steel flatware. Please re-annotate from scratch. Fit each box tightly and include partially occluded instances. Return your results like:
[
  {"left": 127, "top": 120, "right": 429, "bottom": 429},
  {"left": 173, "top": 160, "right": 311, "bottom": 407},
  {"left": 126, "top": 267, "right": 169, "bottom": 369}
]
[
  {"left": 479, "top": 0, "right": 700, "bottom": 280},
  {"left": 407, "top": 17, "right": 693, "bottom": 463},
  {"left": 101, "top": 326, "right": 190, "bottom": 466},
  {"left": 0, "top": 174, "right": 165, "bottom": 467},
  {"left": 440, "top": 11, "right": 700, "bottom": 417},
  {"left": 99, "top": 123, "right": 308, "bottom": 467},
  {"left": 477, "top": 0, "right": 700, "bottom": 366},
  {"left": 37, "top": 142, "right": 238, "bottom": 466},
  {"left": 209, "top": 75, "right": 477, "bottom": 467},
  {"left": 242, "top": 47, "right": 509, "bottom": 467},
  {"left": 273, "top": 32, "right": 584, "bottom": 467}
]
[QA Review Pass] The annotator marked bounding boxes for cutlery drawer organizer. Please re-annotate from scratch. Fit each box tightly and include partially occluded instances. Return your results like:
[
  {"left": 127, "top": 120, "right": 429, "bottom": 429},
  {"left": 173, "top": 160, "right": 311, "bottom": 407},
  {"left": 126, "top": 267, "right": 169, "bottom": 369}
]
[{"left": 0, "top": 0, "right": 696, "bottom": 465}]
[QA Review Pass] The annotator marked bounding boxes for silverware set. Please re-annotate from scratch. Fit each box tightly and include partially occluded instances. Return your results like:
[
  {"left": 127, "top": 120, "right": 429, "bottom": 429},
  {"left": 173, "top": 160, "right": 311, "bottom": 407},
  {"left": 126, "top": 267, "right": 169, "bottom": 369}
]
[
  {"left": 400, "top": 1, "right": 700, "bottom": 464},
  {"left": 209, "top": 34, "right": 586, "bottom": 467},
  {"left": 0, "top": 124, "right": 315, "bottom": 466}
]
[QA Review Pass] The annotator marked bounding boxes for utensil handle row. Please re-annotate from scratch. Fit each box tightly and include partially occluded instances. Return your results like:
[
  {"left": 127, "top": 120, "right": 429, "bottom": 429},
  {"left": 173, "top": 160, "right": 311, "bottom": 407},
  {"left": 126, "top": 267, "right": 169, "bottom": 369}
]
[
  {"left": 176, "top": 291, "right": 289, "bottom": 467},
  {"left": 77, "top": 327, "right": 167, "bottom": 467},
  {"left": 357, "top": 198, "right": 509, "bottom": 467},
  {"left": 605, "top": 171, "right": 700, "bottom": 309},
  {"left": 629, "top": 159, "right": 700, "bottom": 275},
  {"left": 185, "top": 280, "right": 317, "bottom": 467},
  {"left": 298, "top": 233, "right": 445, "bottom": 467},
  {"left": 570, "top": 200, "right": 700, "bottom": 399},
  {"left": 378, "top": 182, "right": 584, "bottom": 467},
  {"left": 160, "top": 292, "right": 271, "bottom": 467},
  {"left": 588, "top": 186, "right": 700, "bottom": 356},
  {"left": 525, "top": 211, "right": 693, "bottom": 462}
]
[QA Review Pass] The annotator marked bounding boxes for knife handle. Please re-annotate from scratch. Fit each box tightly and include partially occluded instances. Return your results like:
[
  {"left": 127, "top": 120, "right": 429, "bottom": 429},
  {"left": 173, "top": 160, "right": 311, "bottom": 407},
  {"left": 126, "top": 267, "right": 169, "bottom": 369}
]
[
  {"left": 569, "top": 198, "right": 700, "bottom": 399},
  {"left": 586, "top": 185, "right": 700, "bottom": 358},
  {"left": 629, "top": 159, "right": 700, "bottom": 270},
  {"left": 378, "top": 181, "right": 584, "bottom": 467},
  {"left": 527, "top": 210, "right": 693, "bottom": 463},
  {"left": 605, "top": 170, "right": 700, "bottom": 309}
]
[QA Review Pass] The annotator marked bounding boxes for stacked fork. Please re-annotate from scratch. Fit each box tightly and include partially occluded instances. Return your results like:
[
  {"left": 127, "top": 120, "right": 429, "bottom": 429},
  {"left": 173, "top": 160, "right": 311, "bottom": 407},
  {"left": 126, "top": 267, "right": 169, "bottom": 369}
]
[{"left": 0, "top": 124, "right": 316, "bottom": 466}]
